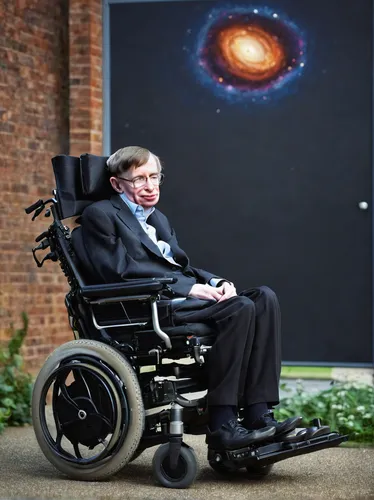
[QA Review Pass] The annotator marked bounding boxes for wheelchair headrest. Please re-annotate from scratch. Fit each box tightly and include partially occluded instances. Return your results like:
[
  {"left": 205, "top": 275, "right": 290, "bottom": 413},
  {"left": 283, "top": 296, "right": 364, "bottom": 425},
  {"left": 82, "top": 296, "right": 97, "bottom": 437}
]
[
  {"left": 80, "top": 153, "right": 113, "bottom": 200},
  {"left": 51, "top": 154, "right": 115, "bottom": 219}
]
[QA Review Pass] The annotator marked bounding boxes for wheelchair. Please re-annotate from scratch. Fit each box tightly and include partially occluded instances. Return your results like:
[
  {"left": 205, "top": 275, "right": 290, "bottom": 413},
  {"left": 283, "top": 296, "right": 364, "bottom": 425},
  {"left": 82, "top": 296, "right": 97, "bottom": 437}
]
[{"left": 25, "top": 153, "right": 347, "bottom": 488}]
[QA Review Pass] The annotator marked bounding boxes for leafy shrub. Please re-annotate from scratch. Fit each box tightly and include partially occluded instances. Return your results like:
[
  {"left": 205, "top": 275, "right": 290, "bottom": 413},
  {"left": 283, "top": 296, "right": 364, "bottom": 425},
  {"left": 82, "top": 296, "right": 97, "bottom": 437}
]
[
  {"left": 0, "top": 407, "right": 10, "bottom": 434},
  {"left": 0, "top": 312, "right": 33, "bottom": 434},
  {"left": 275, "top": 380, "right": 374, "bottom": 444}
]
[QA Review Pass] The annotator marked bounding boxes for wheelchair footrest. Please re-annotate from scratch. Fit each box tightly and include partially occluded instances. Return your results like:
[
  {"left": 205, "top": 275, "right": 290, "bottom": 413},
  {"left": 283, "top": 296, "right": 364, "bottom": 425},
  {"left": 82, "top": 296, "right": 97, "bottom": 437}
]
[
  {"left": 275, "top": 424, "right": 331, "bottom": 443},
  {"left": 208, "top": 431, "right": 348, "bottom": 470}
]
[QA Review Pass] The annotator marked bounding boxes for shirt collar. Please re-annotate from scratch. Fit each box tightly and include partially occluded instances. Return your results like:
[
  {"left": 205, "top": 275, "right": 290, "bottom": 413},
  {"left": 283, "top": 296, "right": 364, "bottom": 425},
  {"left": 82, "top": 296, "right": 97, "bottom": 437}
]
[{"left": 120, "top": 192, "right": 155, "bottom": 219}]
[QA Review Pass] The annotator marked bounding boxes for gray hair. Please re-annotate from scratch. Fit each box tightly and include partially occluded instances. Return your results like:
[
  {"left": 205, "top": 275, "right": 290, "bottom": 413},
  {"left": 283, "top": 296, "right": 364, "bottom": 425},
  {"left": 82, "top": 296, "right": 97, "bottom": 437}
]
[{"left": 106, "top": 146, "right": 162, "bottom": 175}]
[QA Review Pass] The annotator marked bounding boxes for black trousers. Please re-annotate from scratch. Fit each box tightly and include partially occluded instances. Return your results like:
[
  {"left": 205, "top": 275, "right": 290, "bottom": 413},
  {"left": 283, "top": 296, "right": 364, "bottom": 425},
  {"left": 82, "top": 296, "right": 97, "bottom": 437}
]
[{"left": 173, "top": 286, "right": 281, "bottom": 407}]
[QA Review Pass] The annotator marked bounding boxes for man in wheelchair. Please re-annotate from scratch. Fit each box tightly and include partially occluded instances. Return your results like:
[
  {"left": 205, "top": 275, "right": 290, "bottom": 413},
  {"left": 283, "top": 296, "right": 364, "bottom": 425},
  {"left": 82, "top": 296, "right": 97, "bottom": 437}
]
[
  {"left": 74, "top": 145, "right": 300, "bottom": 449},
  {"left": 26, "top": 146, "right": 347, "bottom": 488}
]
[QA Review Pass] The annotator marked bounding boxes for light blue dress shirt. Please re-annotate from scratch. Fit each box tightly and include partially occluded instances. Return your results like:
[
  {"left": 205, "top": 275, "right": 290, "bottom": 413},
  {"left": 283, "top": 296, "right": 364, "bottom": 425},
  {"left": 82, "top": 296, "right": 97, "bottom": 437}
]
[{"left": 120, "top": 193, "right": 180, "bottom": 267}]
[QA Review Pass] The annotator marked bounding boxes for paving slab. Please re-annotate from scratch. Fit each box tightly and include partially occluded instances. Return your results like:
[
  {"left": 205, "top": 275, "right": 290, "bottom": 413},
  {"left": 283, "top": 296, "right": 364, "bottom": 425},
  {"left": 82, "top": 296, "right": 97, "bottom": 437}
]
[{"left": 0, "top": 425, "right": 373, "bottom": 500}]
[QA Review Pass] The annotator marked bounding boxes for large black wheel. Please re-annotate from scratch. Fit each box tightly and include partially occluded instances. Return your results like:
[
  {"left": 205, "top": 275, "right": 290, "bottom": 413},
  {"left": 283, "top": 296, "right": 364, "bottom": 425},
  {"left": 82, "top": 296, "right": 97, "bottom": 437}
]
[
  {"left": 32, "top": 340, "right": 145, "bottom": 481},
  {"left": 152, "top": 443, "right": 198, "bottom": 489},
  {"left": 246, "top": 463, "right": 274, "bottom": 479}
]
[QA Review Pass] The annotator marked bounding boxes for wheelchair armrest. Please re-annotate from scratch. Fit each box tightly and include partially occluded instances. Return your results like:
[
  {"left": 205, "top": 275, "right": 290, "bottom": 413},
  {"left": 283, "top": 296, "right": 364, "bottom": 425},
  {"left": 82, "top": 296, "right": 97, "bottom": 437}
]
[{"left": 80, "top": 277, "right": 177, "bottom": 299}]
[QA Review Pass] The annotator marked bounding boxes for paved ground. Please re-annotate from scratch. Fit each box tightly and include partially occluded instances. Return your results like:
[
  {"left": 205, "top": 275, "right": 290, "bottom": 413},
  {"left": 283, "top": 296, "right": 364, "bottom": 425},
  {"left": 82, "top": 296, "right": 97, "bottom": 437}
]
[
  {"left": 0, "top": 424, "right": 373, "bottom": 500},
  {"left": 279, "top": 379, "right": 332, "bottom": 397}
]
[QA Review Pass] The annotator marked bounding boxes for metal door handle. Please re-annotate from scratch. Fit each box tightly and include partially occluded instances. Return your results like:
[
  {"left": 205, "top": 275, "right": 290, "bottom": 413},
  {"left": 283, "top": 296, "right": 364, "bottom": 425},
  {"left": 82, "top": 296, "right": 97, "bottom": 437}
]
[{"left": 358, "top": 201, "right": 369, "bottom": 211}]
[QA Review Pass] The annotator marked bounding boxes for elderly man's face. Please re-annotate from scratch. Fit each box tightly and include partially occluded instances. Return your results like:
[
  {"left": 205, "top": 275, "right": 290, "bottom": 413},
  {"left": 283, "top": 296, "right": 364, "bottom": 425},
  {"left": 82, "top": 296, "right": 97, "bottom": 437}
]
[{"left": 111, "top": 154, "right": 161, "bottom": 209}]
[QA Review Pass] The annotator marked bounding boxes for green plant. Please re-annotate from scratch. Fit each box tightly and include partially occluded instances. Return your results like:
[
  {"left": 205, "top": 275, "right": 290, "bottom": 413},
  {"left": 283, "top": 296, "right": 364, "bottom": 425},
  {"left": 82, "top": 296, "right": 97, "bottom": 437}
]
[
  {"left": 0, "top": 312, "right": 33, "bottom": 433},
  {"left": 275, "top": 380, "right": 374, "bottom": 444},
  {"left": 0, "top": 407, "right": 11, "bottom": 434}
]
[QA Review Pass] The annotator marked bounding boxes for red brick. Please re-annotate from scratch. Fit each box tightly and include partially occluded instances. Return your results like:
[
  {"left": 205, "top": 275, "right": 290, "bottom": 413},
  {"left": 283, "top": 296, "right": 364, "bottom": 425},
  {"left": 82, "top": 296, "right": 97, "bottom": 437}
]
[{"left": 0, "top": 0, "right": 103, "bottom": 370}]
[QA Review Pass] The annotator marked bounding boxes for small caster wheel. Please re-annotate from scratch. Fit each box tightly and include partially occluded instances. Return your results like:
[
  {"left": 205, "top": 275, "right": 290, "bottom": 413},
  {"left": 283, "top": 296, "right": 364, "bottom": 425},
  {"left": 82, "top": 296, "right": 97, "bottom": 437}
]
[
  {"left": 152, "top": 443, "right": 198, "bottom": 488},
  {"left": 246, "top": 463, "right": 273, "bottom": 479}
]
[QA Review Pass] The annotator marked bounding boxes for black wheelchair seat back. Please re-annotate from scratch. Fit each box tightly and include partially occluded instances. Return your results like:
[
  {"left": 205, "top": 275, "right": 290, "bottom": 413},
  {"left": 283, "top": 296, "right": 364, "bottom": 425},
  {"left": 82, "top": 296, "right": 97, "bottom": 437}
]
[
  {"left": 25, "top": 153, "right": 348, "bottom": 488},
  {"left": 51, "top": 153, "right": 112, "bottom": 220}
]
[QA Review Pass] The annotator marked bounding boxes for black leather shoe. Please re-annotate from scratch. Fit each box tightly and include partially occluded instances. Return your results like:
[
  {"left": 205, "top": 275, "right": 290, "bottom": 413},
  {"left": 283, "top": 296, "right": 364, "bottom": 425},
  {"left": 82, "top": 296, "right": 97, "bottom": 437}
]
[
  {"left": 247, "top": 410, "right": 302, "bottom": 436},
  {"left": 206, "top": 419, "right": 276, "bottom": 450}
]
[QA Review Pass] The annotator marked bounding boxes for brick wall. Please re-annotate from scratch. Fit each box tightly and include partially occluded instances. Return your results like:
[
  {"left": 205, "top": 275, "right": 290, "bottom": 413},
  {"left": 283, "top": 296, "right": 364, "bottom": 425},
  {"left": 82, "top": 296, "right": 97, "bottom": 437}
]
[
  {"left": 69, "top": 0, "right": 103, "bottom": 156},
  {"left": 0, "top": 0, "right": 103, "bottom": 370}
]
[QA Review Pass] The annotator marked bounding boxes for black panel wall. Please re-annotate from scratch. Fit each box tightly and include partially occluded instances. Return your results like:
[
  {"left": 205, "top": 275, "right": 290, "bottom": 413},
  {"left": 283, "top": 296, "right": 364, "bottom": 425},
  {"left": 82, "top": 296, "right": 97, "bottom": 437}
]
[{"left": 108, "top": 0, "right": 373, "bottom": 365}]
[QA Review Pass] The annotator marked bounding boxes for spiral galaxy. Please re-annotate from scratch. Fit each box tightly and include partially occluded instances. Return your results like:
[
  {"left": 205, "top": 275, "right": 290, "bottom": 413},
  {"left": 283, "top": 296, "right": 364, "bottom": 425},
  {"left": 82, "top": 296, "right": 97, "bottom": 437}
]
[
  {"left": 217, "top": 24, "right": 286, "bottom": 81},
  {"left": 192, "top": 6, "right": 306, "bottom": 102}
]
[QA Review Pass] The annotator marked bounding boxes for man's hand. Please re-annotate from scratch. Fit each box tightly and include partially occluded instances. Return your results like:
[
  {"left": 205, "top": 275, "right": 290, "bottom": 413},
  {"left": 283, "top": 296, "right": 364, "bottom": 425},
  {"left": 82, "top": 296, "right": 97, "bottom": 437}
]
[
  {"left": 188, "top": 284, "right": 223, "bottom": 301},
  {"left": 188, "top": 282, "right": 237, "bottom": 302},
  {"left": 216, "top": 281, "right": 237, "bottom": 302}
]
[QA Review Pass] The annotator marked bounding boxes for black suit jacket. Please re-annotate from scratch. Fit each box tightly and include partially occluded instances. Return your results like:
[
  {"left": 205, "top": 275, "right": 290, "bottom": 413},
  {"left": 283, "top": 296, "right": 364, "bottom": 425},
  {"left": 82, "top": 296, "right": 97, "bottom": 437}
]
[{"left": 72, "top": 194, "right": 222, "bottom": 297}]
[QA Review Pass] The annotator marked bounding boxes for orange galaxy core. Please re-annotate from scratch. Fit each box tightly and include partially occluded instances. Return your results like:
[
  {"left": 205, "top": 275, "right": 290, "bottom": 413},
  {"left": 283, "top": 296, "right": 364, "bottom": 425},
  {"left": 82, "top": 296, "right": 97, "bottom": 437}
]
[{"left": 217, "top": 25, "right": 286, "bottom": 81}]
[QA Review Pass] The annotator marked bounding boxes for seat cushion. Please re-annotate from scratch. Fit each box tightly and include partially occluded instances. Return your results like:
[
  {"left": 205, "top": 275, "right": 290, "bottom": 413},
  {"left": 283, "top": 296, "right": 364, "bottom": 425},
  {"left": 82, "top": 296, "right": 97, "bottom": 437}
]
[{"left": 163, "top": 323, "right": 216, "bottom": 338}]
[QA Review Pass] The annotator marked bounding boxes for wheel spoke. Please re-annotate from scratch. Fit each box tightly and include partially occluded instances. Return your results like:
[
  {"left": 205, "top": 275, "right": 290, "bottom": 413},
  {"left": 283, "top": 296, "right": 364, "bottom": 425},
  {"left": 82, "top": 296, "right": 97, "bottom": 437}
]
[
  {"left": 59, "top": 378, "right": 80, "bottom": 410},
  {"left": 86, "top": 412, "right": 114, "bottom": 433},
  {"left": 73, "top": 442, "right": 82, "bottom": 459},
  {"left": 55, "top": 428, "right": 78, "bottom": 460},
  {"left": 55, "top": 427, "right": 63, "bottom": 449},
  {"left": 52, "top": 373, "right": 76, "bottom": 431},
  {"left": 73, "top": 368, "right": 95, "bottom": 404}
]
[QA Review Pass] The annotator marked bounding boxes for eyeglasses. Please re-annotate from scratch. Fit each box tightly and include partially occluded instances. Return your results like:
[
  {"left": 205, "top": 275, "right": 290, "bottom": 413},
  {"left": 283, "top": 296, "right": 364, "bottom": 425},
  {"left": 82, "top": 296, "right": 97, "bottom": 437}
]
[{"left": 116, "top": 172, "right": 164, "bottom": 189}]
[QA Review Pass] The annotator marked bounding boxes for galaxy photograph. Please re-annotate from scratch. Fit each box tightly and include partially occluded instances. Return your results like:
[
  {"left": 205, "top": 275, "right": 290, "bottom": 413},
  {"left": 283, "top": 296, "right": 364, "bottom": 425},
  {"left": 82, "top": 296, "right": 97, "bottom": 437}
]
[{"left": 192, "top": 6, "right": 306, "bottom": 101}]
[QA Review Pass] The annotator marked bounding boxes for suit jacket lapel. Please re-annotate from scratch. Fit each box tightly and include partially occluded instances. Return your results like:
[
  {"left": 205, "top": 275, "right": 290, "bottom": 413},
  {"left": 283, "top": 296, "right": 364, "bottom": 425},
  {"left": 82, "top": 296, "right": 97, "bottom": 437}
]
[
  {"left": 148, "top": 210, "right": 170, "bottom": 242},
  {"left": 150, "top": 210, "right": 189, "bottom": 267},
  {"left": 111, "top": 195, "right": 164, "bottom": 259}
]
